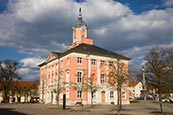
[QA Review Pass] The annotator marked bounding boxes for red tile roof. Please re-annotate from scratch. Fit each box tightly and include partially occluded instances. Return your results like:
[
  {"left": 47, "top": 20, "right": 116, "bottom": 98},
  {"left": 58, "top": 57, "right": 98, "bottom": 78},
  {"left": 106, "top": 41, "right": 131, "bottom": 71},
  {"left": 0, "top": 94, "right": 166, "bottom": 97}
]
[
  {"left": 0, "top": 81, "right": 39, "bottom": 91},
  {"left": 129, "top": 81, "right": 140, "bottom": 87},
  {"left": 12, "top": 81, "right": 39, "bottom": 90}
]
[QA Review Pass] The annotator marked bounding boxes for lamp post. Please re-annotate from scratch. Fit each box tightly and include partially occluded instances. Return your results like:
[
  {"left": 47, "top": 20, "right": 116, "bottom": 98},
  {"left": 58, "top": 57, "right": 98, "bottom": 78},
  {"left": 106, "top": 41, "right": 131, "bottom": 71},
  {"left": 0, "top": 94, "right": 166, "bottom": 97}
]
[{"left": 142, "top": 66, "right": 147, "bottom": 101}]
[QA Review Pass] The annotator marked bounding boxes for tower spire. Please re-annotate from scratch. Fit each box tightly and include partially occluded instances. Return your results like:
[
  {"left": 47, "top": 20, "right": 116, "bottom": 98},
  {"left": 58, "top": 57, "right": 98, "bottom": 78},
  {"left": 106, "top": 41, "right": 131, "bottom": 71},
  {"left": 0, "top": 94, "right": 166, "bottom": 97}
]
[
  {"left": 78, "top": 7, "right": 82, "bottom": 20},
  {"left": 68, "top": 7, "right": 93, "bottom": 50}
]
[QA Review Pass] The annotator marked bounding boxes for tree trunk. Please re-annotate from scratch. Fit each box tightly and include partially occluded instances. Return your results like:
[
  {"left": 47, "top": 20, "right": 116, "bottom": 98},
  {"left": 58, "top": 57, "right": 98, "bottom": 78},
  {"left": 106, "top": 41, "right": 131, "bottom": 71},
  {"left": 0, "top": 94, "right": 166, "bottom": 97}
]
[
  {"left": 3, "top": 86, "right": 9, "bottom": 103},
  {"left": 57, "top": 93, "right": 60, "bottom": 108},
  {"left": 159, "top": 93, "right": 163, "bottom": 114},
  {"left": 120, "top": 88, "right": 122, "bottom": 110},
  {"left": 116, "top": 89, "right": 121, "bottom": 114},
  {"left": 91, "top": 93, "right": 93, "bottom": 107}
]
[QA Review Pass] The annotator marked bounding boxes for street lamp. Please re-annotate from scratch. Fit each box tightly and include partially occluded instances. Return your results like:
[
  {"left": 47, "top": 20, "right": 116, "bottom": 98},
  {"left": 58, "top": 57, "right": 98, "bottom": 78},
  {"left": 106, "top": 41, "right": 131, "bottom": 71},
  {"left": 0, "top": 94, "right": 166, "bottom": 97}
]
[{"left": 142, "top": 66, "right": 147, "bottom": 101}]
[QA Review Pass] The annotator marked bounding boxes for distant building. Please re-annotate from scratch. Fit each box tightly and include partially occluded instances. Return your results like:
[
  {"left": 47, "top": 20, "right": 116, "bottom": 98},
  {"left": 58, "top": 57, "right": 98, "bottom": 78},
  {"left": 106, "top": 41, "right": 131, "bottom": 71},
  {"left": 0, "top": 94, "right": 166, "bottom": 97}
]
[
  {"left": 39, "top": 8, "right": 130, "bottom": 105},
  {"left": 129, "top": 81, "right": 143, "bottom": 99},
  {"left": 0, "top": 81, "right": 39, "bottom": 103}
]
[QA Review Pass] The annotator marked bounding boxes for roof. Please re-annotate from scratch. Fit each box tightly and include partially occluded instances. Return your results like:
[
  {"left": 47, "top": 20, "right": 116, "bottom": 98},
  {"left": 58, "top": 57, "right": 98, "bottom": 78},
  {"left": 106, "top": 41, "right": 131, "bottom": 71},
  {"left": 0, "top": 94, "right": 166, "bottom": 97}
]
[
  {"left": 12, "top": 81, "right": 39, "bottom": 91},
  {"left": 73, "top": 17, "right": 87, "bottom": 28},
  {"left": 0, "top": 81, "right": 39, "bottom": 91},
  {"left": 15, "top": 81, "right": 39, "bottom": 86},
  {"left": 63, "top": 43, "right": 130, "bottom": 59},
  {"left": 39, "top": 43, "right": 130, "bottom": 67},
  {"left": 129, "top": 81, "right": 140, "bottom": 87}
]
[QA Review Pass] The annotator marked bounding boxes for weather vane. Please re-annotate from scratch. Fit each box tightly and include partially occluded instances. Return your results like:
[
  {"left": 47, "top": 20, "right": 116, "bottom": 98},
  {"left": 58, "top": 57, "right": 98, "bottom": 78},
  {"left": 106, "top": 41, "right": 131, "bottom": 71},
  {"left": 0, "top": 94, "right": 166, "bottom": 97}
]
[{"left": 78, "top": 0, "right": 82, "bottom": 14}]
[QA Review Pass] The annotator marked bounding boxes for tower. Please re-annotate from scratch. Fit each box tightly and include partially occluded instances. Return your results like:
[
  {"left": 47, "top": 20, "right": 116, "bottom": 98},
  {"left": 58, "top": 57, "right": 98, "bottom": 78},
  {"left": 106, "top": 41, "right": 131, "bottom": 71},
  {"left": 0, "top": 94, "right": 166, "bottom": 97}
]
[{"left": 68, "top": 8, "right": 93, "bottom": 49}]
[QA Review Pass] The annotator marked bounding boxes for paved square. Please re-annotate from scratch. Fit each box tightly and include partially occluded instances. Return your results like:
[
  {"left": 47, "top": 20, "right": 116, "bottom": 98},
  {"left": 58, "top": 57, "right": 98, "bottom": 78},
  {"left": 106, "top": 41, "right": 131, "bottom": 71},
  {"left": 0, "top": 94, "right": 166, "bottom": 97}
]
[{"left": 0, "top": 100, "right": 173, "bottom": 115}]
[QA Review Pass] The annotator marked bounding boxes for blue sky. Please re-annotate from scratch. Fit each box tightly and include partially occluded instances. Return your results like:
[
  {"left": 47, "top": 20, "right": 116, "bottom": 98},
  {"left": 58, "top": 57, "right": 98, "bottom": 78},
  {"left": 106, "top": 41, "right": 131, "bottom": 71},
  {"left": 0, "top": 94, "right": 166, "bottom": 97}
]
[{"left": 0, "top": 0, "right": 173, "bottom": 81}]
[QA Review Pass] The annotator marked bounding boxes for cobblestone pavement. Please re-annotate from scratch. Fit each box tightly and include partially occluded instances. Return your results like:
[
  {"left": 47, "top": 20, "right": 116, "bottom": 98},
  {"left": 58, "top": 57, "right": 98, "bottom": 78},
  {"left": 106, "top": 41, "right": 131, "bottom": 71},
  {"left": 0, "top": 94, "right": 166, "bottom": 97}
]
[{"left": 0, "top": 100, "right": 173, "bottom": 115}]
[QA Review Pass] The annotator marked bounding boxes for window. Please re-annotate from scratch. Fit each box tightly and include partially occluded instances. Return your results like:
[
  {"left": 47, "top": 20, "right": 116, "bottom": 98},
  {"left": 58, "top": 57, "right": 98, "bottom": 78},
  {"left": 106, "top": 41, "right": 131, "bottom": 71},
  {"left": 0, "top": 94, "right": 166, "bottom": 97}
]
[
  {"left": 92, "top": 91, "right": 96, "bottom": 98},
  {"left": 109, "top": 61, "right": 113, "bottom": 67},
  {"left": 100, "top": 60, "right": 105, "bottom": 66},
  {"left": 77, "top": 90, "right": 82, "bottom": 98},
  {"left": 77, "top": 71, "right": 82, "bottom": 83},
  {"left": 77, "top": 57, "right": 82, "bottom": 64},
  {"left": 110, "top": 91, "right": 114, "bottom": 99},
  {"left": 91, "top": 59, "right": 96, "bottom": 65},
  {"left": 122, "top": 91, "right": 126, "bottom": 99},
  {"left": 101, "top": 74, "right": 105, "bottom": 83}
]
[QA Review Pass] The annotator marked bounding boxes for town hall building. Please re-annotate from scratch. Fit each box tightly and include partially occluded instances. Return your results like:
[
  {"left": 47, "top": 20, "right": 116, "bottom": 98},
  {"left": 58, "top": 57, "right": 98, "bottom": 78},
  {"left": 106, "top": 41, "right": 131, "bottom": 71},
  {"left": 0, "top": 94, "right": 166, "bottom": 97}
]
[{"left": 39, "top": 8, "right": 130, "bottom": 105}]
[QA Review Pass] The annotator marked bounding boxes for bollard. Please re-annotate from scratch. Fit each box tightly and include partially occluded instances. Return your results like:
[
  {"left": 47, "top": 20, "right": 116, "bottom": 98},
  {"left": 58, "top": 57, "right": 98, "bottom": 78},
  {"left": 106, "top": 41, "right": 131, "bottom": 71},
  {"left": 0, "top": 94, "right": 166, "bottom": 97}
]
[{"left": 63, "top": 94, "right": 66, "bottom": 110}]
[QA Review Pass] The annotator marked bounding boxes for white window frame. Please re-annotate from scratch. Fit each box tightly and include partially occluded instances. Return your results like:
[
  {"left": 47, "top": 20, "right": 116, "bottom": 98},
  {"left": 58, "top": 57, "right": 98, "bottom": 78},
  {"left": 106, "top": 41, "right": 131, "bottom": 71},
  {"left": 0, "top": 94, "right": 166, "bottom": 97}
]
[
  {"left": 77, "top": 90, "right": 82, "bottom": 98},
  {"left": 109, "top": 61, "right": 113, "bottom": 67},
  {"left": 77, "top": 57, "right": 82, "bottom": 64},
  {"left": 110, "top": 91, "right": 114, "bottom": 99},
  {"left": 77, "top": 71, "right": 82, "bottom": 83},
  {"left": 101, "top": 74, "right": 105, "bottom": 83},
  {"left": 100, "top": 60, "right": 105, "bottom": 66},
  {"left": 122, "top": 91, "right": 126, "bottom": 99},
  {"left": 91, "top": 59, "right": 96, "bottom": 65}
]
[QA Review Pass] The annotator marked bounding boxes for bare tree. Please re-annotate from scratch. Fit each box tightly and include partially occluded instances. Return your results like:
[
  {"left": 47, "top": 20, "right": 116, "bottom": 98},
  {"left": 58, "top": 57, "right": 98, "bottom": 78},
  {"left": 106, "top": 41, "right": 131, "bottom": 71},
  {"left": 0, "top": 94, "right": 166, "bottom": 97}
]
[
  {"left": 85, "top": 73, "right": 100, "bottom": 107},
  {"left": 128, "top": 68, "right": 142, "bottom": 82},
  {"left": 70, "top": 81, "right": 85, "bottom": 106},
  {"left": 145, "top": 46, "right": 173, "bottom": 114},
  {"left": 53, "top": 79, "right": 65, "bottom": 108},
  {"left": 0, "top": 60, "right": 21, "bottom": 103},
  {"left": 70, "top": 70, "right": 87, "bottom": 106},
  {"left": 70, "top": 70, "right": 100, "bottom": 107},
  {"left": 109, "top": 59, "right": 128, "bottom": 114}
]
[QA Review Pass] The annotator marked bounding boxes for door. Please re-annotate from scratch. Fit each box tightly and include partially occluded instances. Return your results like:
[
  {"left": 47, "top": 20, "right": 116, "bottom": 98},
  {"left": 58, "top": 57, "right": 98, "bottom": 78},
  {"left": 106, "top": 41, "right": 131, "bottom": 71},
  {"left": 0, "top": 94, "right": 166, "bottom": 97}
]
[{"left": 101, "top": 91, "right": 105, "bottom": 103}]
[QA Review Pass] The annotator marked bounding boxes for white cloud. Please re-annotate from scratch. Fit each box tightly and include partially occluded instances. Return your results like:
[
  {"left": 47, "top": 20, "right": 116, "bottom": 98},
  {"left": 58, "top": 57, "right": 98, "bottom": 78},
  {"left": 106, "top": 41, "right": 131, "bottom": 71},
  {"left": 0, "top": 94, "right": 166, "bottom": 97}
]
[
  {"left": 0, "top": 0, "right": 173, "bottom": 80},
  {"left": 0, "top": 0, "right": 76, "bottom": 55},
  {"left": 20, "top": 57, "right": 43, "bottom": 68},
  {"left": 18, "top": 57, "right": 44, "bottom": 81},
  {"left": 163, "top": 0, "right": 173, "bottom": 7},
  {"left": 8, "top": 0, "right": 75, "bottom": 22},
  {"left": 82, "top": 0, "right": 132, "bottom": 20},
  {"left": 17, "top": 67, "right": 40, "bottom": 81}
]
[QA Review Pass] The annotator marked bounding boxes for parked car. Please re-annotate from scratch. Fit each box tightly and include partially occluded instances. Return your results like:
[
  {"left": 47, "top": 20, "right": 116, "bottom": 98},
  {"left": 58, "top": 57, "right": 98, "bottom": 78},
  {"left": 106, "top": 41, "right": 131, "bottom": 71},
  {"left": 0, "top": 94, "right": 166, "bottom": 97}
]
[
  {"left": 168, "top": 97, "right": 173, "bottom": 103},
  {"left": 161, "top": 97, "right": 170, "bottom": 102},
  {"left": 30, "top": 97, "right": 39, "bottom": 103},
  {"left": 129, "top": 97, "right": 134, "bottom": 101}
]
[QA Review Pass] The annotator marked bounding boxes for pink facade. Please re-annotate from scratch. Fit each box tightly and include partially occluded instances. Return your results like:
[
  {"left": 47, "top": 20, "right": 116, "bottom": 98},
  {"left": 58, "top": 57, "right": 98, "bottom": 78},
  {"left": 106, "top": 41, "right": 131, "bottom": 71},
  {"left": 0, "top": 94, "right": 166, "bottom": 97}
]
[{"left": 39, "top": 8, "right": 130, "bottom": 105}]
